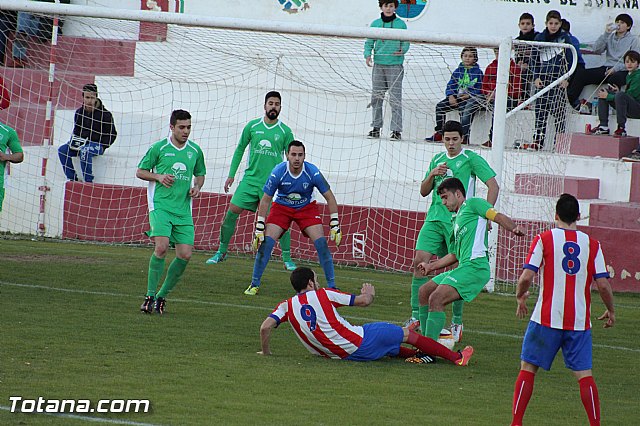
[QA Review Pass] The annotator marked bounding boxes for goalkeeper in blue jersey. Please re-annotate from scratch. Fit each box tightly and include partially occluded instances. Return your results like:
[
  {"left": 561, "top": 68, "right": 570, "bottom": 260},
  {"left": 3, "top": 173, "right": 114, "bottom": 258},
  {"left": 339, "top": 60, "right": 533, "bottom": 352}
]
[{"left": 245, "top": 140, "right": 342, "bottom": 295}]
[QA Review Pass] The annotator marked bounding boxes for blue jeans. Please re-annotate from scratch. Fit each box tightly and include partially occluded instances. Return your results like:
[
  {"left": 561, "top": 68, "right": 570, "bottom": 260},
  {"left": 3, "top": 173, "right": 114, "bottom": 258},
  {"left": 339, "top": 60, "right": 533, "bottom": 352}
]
[{"left": 58, "top": 141, "right": 104, "bottom": 183}]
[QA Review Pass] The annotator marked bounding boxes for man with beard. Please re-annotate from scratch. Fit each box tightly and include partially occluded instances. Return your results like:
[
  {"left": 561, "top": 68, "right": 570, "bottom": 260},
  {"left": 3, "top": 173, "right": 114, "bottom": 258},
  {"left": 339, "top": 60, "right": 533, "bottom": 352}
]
[{"left": 205, "top": 91, "right": 297, "bottom": 270}]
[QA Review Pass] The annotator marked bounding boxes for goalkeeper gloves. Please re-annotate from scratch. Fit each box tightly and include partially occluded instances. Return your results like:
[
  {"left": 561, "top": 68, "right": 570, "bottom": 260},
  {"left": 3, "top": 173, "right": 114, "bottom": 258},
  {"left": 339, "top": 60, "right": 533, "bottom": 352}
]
[
  {"left": 329, "top": 213, "right": 342, "bottom": 247},
  {"left": 252, "top": 217, "right": 266, "bottom": 251}
]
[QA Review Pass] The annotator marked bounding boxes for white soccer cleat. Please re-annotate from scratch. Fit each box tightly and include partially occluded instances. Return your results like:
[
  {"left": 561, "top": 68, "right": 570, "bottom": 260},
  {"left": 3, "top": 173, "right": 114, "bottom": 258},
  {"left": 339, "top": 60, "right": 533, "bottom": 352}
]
[{"left": 450, "top": 323, "right": 463, "bottom": 343}]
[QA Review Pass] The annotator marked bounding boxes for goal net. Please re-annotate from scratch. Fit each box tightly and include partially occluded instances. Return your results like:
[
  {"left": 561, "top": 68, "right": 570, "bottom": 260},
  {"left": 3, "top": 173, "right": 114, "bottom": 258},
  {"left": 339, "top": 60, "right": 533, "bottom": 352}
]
[{"left": 0, "top": 2, "right": 577, "bottom": 293}]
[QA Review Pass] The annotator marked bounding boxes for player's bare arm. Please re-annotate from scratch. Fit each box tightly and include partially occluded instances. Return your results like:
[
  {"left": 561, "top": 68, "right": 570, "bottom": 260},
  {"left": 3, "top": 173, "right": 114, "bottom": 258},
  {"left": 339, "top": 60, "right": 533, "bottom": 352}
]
[
  {"left": 594, "top": 277, "right": 616, "bottom": 328},
  {"left": 258, "top": 316, "right": 278, "bottom": 355},
  {"left": 417, "top": 252, "right": 458, "bottom": 277},
  {"left": 485, "top": 177, "right": 500, "bottom": 206},
  {"left": 491, "top": 212, "right": 525, "bottom": 236},
  {"left": 189, "top": 175, "right": 205, "bottom": 198},
  {"left": 136, "top": 168, "right": 175, "bottom": 188},
  {"left": 223, "top": 177, "right": 234, "bottom": 193},
  {"left": 256, "top": 193, "right": 273, "bottom": 220},
  {"left": 0, "top": 151, "right": 23, "bottom": 163},
  {"left": 420, "top": 163, "right": 448, "bottom": 197},
  {"left": 354, "top": 283, "right": 375, "bottom": 307},
  {"left": 515, "top": 269, "right": 535, "bottom": 319}
]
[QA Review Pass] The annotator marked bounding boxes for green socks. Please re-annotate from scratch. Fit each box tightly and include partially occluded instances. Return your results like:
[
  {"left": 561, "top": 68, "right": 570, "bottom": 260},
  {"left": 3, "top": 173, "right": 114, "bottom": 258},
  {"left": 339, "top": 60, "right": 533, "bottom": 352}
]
[
  {"left": 419, "top": 304, "right": 430, "bottom": 336},
  {"left": 452, "top": 299, "right": 464, "bottom": 325},
  {"left": 156, "top": 257, "right": 189, "bottom": 299},
  {"left": 280, "top": 230, "right": 292, "bottom": 262},
  {"left": 147, "top": 254, "right": 165, "bottom": 297},
  {"left": 425, "top": 311, "right": 446, "bottom": 340},
  {"left": 219, "top": 210, "right": 240, "bottom": 253},
  {"left": 411, "top": 277, "right": 428, "bottom": 319}
]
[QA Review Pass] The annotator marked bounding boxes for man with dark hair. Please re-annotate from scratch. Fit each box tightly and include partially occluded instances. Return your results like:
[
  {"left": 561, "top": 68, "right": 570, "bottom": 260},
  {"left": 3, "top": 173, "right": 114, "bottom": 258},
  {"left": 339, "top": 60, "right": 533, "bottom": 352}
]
[
  {"left": 245, "top": 140, "right": 341, "bottom": 295},
  {"left": 406, "top": 119, "right": 499, "bottom": 344},
  {"left": 409, "top": 177, "right": 523, "bottom": 363},
  {"left": 567, "top": 13, "right": 639, "bottom": 111},
  {"left": 511, "top": 194, "right": 615, "bottom": 426},
  {"left": 258, "top": 266, "right": 474, "bottom": 366},
  {"left": 58, "top": 83, "right": 117, "bottom": 183},
  {"left": 206, "top": 91, "right": 297, "bottom": 270},
  {"left": 136, "top": 110, "right": 206, "bottom": 315}
]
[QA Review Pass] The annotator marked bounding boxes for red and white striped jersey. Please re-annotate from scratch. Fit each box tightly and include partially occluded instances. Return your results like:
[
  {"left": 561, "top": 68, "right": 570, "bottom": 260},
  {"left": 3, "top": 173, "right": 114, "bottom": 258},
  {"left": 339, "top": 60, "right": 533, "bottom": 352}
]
[
  {"left": 524, "top": 228, "right": 610, "bottom": 331},
  {"left": 269, "top": 288, "right": 364, "bottom": 359}
]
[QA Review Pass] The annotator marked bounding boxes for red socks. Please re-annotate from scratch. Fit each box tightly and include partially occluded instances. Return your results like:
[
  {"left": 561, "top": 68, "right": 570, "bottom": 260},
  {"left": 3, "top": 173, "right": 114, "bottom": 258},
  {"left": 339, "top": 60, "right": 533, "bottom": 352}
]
[
  {"left": 511, "top": 370, "right": 535, "bottom": 426},
  {"left": 397, "top": 346, "right": 417, "bottom": 358},
  {"left": 406, "top": 330, "right": 458, "bottom": 362},
  {"left": 579, "top": 376, "right": 600, "bottom": 426}
]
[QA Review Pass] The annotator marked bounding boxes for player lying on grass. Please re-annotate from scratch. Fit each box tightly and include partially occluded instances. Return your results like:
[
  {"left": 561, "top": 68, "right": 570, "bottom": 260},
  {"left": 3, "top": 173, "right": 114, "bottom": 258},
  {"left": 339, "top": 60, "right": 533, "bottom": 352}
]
[
  {"left": 413, "top": 177, "right": 524, "bottom": 363},
  {"left": 257, "top": 267, "right": 474, "bottom": 365}
]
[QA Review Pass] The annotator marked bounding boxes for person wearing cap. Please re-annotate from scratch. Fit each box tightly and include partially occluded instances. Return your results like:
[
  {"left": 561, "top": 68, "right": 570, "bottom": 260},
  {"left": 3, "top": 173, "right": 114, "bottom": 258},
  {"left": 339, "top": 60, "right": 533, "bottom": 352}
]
[{"left": 58, "top": 83, "right": 117, "bottom": 183}]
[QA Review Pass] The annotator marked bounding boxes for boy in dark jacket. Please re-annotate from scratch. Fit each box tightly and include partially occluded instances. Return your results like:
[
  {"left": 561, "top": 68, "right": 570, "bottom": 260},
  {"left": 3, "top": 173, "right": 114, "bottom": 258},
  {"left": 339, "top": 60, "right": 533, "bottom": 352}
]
[{"left": 58, "top": 83, "right": 117, "bottom": 182}]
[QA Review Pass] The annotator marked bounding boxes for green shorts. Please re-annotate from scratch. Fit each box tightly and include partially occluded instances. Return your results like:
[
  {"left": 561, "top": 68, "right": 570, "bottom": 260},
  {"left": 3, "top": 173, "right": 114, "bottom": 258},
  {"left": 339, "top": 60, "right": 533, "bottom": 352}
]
[
  {"left": 432, "top": 258, "right": 490, "bottom": 303},
  {"left": 415, "top": 220, "right": 452, "bottom": 258},
  {"left": 230, "top": 180, "right": 263, "bottom": 212},
  {"left": 0, "top": 188, "right": 4, "bottom": 212},
  {"left": 148, "top": 209, "right": 194, "bottom": 245}
]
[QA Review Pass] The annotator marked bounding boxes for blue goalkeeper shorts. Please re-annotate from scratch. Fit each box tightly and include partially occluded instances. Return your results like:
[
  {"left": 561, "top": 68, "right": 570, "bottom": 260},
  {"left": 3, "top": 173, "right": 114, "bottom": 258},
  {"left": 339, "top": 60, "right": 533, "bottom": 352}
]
[{"left": 346, "top": 323, "right": 403, "bottom": 362}]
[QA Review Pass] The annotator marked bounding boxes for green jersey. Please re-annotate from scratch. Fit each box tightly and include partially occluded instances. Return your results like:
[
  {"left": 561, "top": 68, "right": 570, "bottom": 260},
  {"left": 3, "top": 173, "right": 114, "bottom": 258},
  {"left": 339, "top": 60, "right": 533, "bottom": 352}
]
[
  {"left": 0, "top": 122, "right": 22, "bottom": 189},
  {"left": 228, "top": 118, "right": 294, "bottom": 187},
  {"left": 452, "top": 198, "right": 494, "bottom": 263},
  {"left": 138, "top": 138, "right": 206, "bottom": 217},
  {"left": 425, "top": 149, "right": 496, "bottom": 223}
]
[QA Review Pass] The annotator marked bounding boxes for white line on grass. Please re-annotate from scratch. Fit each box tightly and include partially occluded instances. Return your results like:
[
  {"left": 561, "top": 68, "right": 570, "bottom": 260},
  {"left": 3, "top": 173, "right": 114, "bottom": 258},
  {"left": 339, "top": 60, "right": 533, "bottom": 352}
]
[
  {"left": 0, "top": 405, "right": 161, "bottom": 426},
  {"left": 3, "top": 280, "right": 639, "bottom": 353}
]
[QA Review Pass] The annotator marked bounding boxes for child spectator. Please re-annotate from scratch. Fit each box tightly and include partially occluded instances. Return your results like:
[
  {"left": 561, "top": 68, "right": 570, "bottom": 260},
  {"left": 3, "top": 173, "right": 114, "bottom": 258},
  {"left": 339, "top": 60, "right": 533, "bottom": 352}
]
[
  {"left": 567, "top": 13, "right": 639, "bottom": 111},
  {"left": 364, "top": 0, "right": 409, "bottom": 141},
  {"left": 589, "top": 50, "right": 640, "bottom": 139},
  {"left": 463, "top": 48, "right": 523, "bottom": 148},
  {"left": 425, "top": 47, "right": 483, "bottom": 144},
  {"left": 515, "top": 12, "right": 539, "bottom": 99},
  {"left": 530, "top": 10, "right": 573, "bottom": 151},
  {"left": 560, "top": 18, "right": 586, "bottom": 111}
]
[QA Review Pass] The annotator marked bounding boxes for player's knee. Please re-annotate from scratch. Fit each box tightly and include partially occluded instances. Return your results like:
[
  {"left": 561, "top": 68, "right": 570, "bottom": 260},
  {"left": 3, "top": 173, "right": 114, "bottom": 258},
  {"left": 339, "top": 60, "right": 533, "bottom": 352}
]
[
  {"left": 418, "top": 284, "right": 430, "bottom": 305},
  {"left": 428, "top": 291, "right": 445, "bottom": 311}
]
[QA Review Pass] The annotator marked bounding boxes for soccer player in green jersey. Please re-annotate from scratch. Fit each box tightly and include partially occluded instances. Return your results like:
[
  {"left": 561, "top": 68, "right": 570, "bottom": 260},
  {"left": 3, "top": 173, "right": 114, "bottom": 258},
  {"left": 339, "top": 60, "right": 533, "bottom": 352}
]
[
  {"left": 406, "top": 178, "right": 523, "bottom": 363},
  {"left": 136, "top": 110, "right": 206, "bottom": 315},
  {"left": 0, "top": 121, "right": 24, "bottom": 212},
  {"left": 205, "top": 91, "right": 297, "bottom": 270},
  {"left": 408, "top": 120, "right": 499, "bottom": 342}
]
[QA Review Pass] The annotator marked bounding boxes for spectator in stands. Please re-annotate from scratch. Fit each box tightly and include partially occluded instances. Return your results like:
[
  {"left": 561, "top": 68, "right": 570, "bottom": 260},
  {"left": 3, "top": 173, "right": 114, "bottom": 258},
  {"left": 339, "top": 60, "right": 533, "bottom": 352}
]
[
  {"left": 364, "top": 0, "right": 409, "bottom": 141},
  {"left": 11, "top": 11, "right": 41, "bottom": 68},
  {"left": 560, "top": 18, "right": 586, "bottom": 111},
  {"left": 463, "top": 48, "right": 523, "bottom": 148},
  {"left": 58, "top": 84, "right": 117, "bottom": 183},
  {"left": 425, "top": 47, "right": 483, "bottom": 144},
  {"left": 0, "top": 11, "right": 17, "bottom": 66},
  {"left": 515, "top": 12, "right": 539, "bottom": 100},
  {"left": 0, "top": 121, "right": 24, "bottom": 212},
  {"left": 567, "top": 13, "right": 640, "bottom": 112},
  {"left": 588, "top": 50, "right": 640, "bottom": 139},
  {"left": 530, "top": 10, "right": 573, "bottom": 151}
]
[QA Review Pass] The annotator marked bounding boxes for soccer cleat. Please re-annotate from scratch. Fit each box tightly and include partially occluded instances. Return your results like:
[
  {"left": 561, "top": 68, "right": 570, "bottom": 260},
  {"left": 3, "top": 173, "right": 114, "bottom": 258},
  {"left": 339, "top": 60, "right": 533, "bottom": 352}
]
[
  {"left": 367, "top": 128, "right": 380, "bottom": 139},
  {"left": 244, "top": 284, "right": 260, "bottom": 296},
  {"left": 425, "top": 132, "right": 442, "bottom": 143},
  {"left": 405, "top": 352, "right": 437, "bottom": 364},
  {"left": 390, "top": 131, "right": 402, "bottom": 141},
  {"left": 481, "top": 140, "right": 492, "bottom": 148},
  {"left": 455, "top": 345, "right": 474, "bottom": 366},
  {"left": 403, "top": 317, "right": 420, "bottom": 331},
  {"left": 205, "top": 251, "right": 226, "bottom": 265},
  {"left": 283, "top": 260, "right": 297, "bottom": 271},
  {"left": 589, "top": 125, "right": 610, "bottom": 135},
  {"left": 140, "top": 296, "right": 155, "bottom": 314},
  {"left": 450, "top": 323, "right": 463, "bottom": 343},
  {"left": 613, "top": 126, "right": 627, "bottom": 137},
  {"left": 154, "top": 297, "right": 166, "bottom": 315}
]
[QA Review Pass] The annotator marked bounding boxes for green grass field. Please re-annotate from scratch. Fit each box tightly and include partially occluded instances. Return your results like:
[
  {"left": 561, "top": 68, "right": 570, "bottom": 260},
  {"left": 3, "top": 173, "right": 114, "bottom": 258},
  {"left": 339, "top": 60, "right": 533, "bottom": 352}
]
[{"left": 1, "top": 238, "right": 638, "bottom": 425}]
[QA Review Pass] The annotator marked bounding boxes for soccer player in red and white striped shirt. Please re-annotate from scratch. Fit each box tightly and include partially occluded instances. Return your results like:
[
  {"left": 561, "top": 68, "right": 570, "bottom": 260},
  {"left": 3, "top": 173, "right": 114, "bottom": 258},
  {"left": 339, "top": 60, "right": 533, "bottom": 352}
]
[
  {"left": 258, "top": 267, "right": 473, "bottom": 366},
  {"left": 511, "top": 194, "right": 615, "bottom": 426}
]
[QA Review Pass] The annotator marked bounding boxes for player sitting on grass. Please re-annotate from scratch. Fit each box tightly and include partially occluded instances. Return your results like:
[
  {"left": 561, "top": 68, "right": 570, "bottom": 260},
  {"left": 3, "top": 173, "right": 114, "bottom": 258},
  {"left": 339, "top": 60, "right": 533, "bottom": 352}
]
[
  {"left": 411, "top": 177, "right": 524, "bottom": 363},
  {"left": 258, "top": 267, "right": 474, "bottom": 365},
  {"left": 246, "top": 140, "right": 341, "bottom": 295},
  {"left": 589, "top": 50, "right": 640, "bottom": 138}
]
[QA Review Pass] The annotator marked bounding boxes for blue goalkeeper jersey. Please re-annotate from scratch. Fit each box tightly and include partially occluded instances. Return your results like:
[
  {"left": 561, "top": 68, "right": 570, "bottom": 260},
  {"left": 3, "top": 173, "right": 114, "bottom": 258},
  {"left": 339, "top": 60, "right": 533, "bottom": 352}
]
[{"left": 263, "top": 161, "right": 330, "bottom": 209}]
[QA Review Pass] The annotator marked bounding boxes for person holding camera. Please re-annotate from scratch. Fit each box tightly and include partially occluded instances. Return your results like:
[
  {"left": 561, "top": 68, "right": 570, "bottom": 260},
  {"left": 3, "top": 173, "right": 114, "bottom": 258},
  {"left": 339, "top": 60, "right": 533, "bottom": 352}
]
[
  {"left": 589, "top": 50, "right": 640, "bottom": 137},
  {"left": 567, "top": 13, "right": 639, "bottom": 110},
  {"left": 58, "top": 84, "right": 117, "bottom": 183}
]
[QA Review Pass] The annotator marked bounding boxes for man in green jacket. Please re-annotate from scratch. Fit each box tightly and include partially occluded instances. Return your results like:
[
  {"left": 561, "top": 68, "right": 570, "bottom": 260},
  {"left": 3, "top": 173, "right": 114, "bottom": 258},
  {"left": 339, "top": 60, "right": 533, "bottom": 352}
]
[{"left": 364, "top": 0, "right": 409, "bottom": 141}]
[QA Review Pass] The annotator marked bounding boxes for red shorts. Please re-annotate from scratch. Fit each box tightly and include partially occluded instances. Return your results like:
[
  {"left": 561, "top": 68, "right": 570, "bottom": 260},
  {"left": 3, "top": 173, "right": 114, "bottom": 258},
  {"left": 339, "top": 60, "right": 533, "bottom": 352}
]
[{"left": 267, "top": 201, "right": 322, "bottom": 232}]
